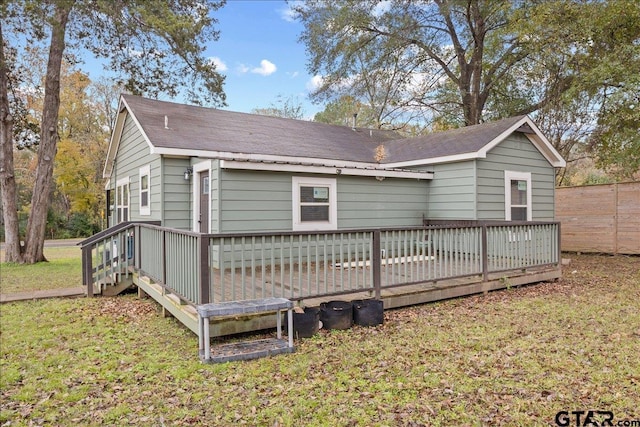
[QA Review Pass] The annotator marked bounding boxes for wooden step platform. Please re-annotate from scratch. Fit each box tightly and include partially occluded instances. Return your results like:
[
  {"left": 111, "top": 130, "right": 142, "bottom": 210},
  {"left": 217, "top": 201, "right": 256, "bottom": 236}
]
[
  {"left": 202, "top": 338, "right": 294, "bottom": 363},
  {"left": 197, "top": 297, "right": 295, "bottom": 363}
]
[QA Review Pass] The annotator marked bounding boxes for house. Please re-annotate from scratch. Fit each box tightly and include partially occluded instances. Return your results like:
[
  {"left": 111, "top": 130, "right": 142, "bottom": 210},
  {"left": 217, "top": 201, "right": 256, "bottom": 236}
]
[
  {"left": 103, "top": 94, "right": 565, "bottom": 233},
  {"left": 83, "top": 94, "right": 566, "bottom": 349}
]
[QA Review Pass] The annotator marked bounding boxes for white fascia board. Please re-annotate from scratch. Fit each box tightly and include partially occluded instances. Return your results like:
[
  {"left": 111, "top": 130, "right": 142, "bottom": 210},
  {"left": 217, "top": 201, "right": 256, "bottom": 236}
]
[
  {"left": 103, "top": 96, "right": 156, "bottom": 178},
  {"left": 477, "top": 116, "right": 566, "bottom": 167},
  {"left": 384, "top": 152, "right": 481, "bottom": 168},
  {"left": 220, "top": 159, "right": 433, "bottom": 180},
  {"left": 120, "top": 96, "right": 155, "bottom": 152},
  {"left": 102, "top": 106, "right": 126, "bottom": 178}
]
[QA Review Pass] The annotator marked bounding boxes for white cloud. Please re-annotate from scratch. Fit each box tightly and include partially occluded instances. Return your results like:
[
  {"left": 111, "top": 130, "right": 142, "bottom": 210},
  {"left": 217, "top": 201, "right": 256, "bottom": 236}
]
[
  {"left": 306, "top": 75, "right": 324, "bottom": 92},
  {"left": 280, "top": 2, "right": 304, "bottom": 22},
  {"left": 251, "top": 59, "right": 277, "bottom": 76},
  {"left": 287, "top": 71, "right": 299, "bottom": 78},
  {"left": 208, "top": 56, "right": 227, "bottom": 72},
  {"left": 237, "top": 64, "right": 250, "bottom": 73}
]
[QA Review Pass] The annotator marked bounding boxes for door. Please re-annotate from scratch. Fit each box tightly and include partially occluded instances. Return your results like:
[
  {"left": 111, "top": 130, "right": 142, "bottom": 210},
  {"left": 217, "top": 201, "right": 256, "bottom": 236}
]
[{"left": 199, "top": 171, "right": 209, "bottom": 233}]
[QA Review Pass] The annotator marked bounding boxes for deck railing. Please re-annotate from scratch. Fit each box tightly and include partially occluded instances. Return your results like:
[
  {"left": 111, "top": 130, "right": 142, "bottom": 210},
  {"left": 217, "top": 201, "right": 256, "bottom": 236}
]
[{"left": 81, "top": 221, "right": 560, "bottom": 305}]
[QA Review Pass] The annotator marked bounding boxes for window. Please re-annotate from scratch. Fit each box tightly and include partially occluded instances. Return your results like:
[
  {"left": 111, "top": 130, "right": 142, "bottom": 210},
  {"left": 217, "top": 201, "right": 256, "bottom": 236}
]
[
  {"left": 292, "top": 177, "right": 337, "bottom": 231},
  {"left": 116, "top": 177, "right": 130, "bottom": 223},
  {"left": 504, "top": 171, "right": 532, "bottom": 221},
  {"left": 139, "top": 165, "right": 150, "bottom": 216}
]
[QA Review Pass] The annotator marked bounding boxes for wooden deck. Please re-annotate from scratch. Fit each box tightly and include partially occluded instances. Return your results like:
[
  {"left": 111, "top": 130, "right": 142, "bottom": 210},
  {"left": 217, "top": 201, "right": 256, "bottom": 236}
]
[
  {"left": 206, "top": 254, "right": 483, "bottom": 303},
  {"left": 132, "top": 259, "right": 562, "bottom": 338},
  {"left": 82, "top": 222, "right": 562, "bottom": 339}
]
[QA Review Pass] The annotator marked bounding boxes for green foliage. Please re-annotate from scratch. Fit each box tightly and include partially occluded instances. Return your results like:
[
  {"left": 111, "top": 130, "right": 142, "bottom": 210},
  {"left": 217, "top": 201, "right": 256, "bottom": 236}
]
[
  {"left": 313, "top": 95, "right": 377, "bottom": 128},
  {"left": 3, "top": 0, "right": 227, "bottom": 107}
]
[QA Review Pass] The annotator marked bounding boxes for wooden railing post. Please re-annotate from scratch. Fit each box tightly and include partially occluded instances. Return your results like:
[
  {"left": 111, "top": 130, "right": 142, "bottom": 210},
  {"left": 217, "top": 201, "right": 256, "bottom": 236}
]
[
  {"left": 199, "top": 235, "right": 210, "bottom": 305},
  {"left": 556, "top": 222, "right": 562, "bottom": 266},
  {"left": 481, "top": 224, "right": 488, "bottom": 282},
  {"left": 82, "top": 246, "right": 93, "bottom": 297},
  {"left": 135, "top": 225, "right": 141, "bottom": 270},
  {"left": 372, "top": 230, "right": 381, "bottom": 299},
  {"left": 162, "top": 229, "right": 167, "bottom": 285}
]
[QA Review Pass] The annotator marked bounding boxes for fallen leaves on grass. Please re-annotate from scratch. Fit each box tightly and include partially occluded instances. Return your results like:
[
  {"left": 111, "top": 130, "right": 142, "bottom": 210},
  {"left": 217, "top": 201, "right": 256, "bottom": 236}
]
[{"left": 1, "top": 254, "right": 639, "bottom": 426}]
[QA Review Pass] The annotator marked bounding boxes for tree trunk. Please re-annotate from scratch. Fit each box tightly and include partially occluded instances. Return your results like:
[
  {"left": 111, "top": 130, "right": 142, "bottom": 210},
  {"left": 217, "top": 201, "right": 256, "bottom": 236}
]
[
  {"left": 0, "top": 22, "right": 24, "bottom": 263},
  {"left": 22, "top": 2, "right": 73, "bottom": 263}
]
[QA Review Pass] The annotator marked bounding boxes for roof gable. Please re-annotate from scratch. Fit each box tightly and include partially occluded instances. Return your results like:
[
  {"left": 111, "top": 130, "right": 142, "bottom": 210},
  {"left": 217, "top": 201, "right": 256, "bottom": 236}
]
[{"left": 383, "top": 115, "right": 566, "bottom": 168}]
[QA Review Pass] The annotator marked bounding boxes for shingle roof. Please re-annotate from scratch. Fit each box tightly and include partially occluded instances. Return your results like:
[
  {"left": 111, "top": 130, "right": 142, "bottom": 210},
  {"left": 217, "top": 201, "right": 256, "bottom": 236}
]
[
  {"left": 383, "top": 116, "right": 527, "bottom": 163},
  {"left": 119, "top": 95, "right": 560, "bottom": 167},
  {"left": 122, "top": 95, "right": 399, "bottom": 164}
]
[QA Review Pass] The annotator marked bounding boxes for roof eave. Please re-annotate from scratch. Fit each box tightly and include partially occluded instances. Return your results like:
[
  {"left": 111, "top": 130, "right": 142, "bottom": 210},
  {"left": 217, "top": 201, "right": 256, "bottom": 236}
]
[{"left": 220, "top": 159, "right": 433, "bottom": 180}]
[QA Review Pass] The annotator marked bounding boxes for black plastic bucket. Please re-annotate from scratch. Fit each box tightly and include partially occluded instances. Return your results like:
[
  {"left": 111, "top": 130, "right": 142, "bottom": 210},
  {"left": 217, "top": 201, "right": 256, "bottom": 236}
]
[
  {"left": 352, "top": 299, "right": 384, "bottom": 327},
  {"left": 320, "top": 301, "right": 353, "bottom": 330},
  {"left": 292, "top": 307, "right": 321, "bottom": 339}
]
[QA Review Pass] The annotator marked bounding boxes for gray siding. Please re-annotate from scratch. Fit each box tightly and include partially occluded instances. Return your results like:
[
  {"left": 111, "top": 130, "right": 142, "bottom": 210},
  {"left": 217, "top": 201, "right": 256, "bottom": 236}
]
[
  {"left": 476, "top": 133, "right": 556, "bottom": 220},
  {"left": 424, "top": 162, "right": 477, "bottom": 220},
  {"left": 111, "top": 114, "right": 162, "bottom": 223},
  {"left": 219, "top": 170, "right": 291, "bottom": 232},
  {"left": 161, "top": 157, "right": 192, "bottom": 229},
  {"left": 338, "top": 177, "right": 427, "bottom": 228},
  {"left": 218, "top": 170, "right": 429, "bottom": 233}
]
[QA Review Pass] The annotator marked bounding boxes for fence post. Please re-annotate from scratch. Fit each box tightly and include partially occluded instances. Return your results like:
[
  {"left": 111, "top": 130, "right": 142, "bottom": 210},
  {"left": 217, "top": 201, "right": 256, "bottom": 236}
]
[
  {"left": 481, "top": 224, "right": 488, "bottom": 282},
  {"left": 372, "top": 230, "right": 381, "bottom": 299},
  {"left": 199, "top": 235, "right": 210, "bottom": 305}
]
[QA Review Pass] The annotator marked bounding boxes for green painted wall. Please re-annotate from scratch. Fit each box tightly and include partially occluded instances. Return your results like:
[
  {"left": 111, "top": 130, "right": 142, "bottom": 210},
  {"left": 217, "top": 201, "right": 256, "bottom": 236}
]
[
  {"left": 423, "top": 162, "right": 477, "bottom": 220},
  {"left": 111, "top": 114, "right": 162, "bottom": 223},
  {"left": 477, "top": 133, "right": 556, "bottom": 220},
  {"left": 338, "top": 176, "right": 428, "bottom": 228},
  {"left": 161, "top": 157, "right": 192, "bottom": 229},
  {"left": 218, "top": 170, "right": 429, "bottom": 233}
]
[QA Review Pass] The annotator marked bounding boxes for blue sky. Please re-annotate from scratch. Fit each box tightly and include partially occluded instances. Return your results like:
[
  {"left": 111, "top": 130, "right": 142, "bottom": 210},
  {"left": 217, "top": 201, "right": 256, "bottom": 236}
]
[{"left": 203, "top": 0, "right": 320, "bottom": 118}]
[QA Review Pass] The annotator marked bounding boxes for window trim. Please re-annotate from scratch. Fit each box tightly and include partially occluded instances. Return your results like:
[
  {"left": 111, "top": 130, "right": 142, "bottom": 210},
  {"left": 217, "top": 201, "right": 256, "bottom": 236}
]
[
  {"left": 504, "top": 170, "right": 532, "bottom": 221},
  {"left": 292, "top": 176, "right": 337, "bottom": 231},
  {"left": 116, "top": 176, "right": 130, "bottom": 223},
  {"left": 139, "top": 164, "right": 150, "bottom": 216}
]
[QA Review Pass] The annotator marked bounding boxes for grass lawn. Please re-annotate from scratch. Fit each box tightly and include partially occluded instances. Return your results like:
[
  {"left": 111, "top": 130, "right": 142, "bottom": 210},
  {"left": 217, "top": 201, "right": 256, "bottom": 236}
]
[
  {"left": 0, "top": 246, "right": 82, "bottom": 294},
  {"left": 1, "top": 254, "right": 639, "bottom": 426}
]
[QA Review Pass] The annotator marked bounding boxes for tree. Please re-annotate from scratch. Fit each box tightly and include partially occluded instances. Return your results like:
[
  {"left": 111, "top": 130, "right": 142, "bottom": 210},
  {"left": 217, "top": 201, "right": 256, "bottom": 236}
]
[
  {"left": 252, "top": 94, "right": 306, "bottom": 119},
  {"left": 1, "top": 0, "right": 226, "bottom": 263},
  {"left": 294, "top": 0, "right": 553, "bottom": 127},
  {"left": 510, "top": 0, "right": 640, "bottom": 182},
  {"left": 295, "top": 0, "right": 640, "bottom": 181},
  {"left": 314, "top": 95, "right": 375, "bottom": 128}
]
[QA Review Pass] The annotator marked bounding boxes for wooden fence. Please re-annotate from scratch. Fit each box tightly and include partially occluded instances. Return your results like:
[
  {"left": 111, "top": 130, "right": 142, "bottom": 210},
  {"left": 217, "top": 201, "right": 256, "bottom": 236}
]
[{"left": 555, "top": 182, "right": 640, "bottom": 254}]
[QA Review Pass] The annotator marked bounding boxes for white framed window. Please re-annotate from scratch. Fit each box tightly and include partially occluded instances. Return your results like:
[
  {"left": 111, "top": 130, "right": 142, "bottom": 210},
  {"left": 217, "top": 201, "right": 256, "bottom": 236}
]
[
  {"left": 116, "top": 176, "right": 130, "bottom": 223},
  {"left": 139, "top": 164, "right": 150, "bottom": 216},
  {"left": 504, "top": 171, "right": 532, "bottom": 221},
  {"left": 292, "top": 176, "right": 337, "bottom": 231}
]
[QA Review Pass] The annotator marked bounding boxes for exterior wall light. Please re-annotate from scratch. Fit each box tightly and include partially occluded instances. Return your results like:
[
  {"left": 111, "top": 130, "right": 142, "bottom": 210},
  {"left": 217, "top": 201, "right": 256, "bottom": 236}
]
[{"left": 184, "top": 167, "right": 193, "bottom": 180}]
